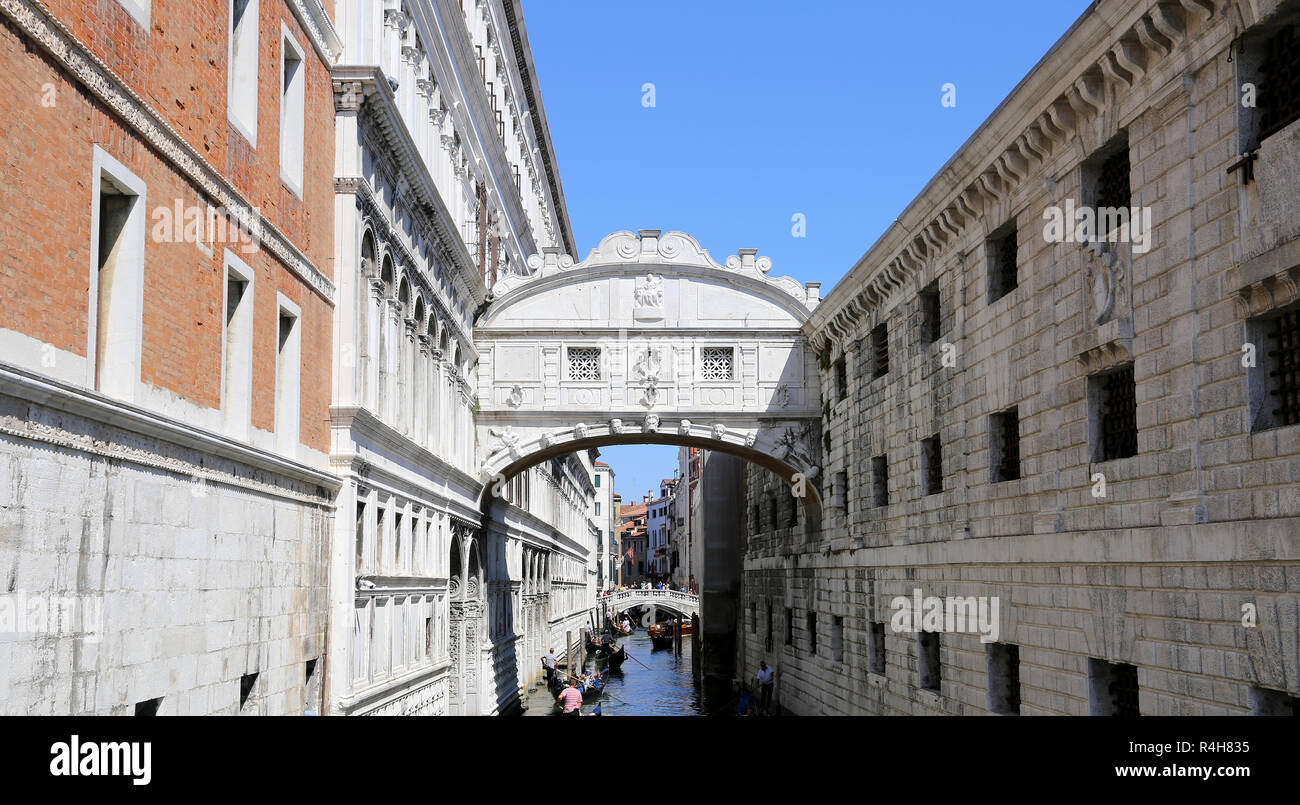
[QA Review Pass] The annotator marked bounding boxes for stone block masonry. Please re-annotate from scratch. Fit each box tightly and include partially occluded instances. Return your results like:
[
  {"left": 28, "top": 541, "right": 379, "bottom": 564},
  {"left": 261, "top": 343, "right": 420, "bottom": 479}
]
[
  {"left": 0, "top": 379, "right": 332, "bottom": 715},
  {"left": 743, "top": 0, "right": 1300, "bottom": 716}
]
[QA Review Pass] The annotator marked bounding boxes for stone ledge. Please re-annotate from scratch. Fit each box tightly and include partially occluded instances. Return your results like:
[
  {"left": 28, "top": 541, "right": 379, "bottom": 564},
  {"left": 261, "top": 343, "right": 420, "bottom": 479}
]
[{"left": 0, "top": 360, "right": 339, "bottom": 494}]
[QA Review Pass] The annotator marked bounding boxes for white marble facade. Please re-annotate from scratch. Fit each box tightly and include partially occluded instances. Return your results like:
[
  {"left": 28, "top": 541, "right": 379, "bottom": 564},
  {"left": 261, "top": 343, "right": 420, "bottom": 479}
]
[{"left": 328, "top": 0, "right": 593, "bottom": 715}]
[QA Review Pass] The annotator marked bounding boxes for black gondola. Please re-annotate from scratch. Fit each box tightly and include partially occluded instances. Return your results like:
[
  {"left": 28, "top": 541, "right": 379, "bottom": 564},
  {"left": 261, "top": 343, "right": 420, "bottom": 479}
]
[{"left": 594, "top": 644, "right": 627, "bottom": 670}]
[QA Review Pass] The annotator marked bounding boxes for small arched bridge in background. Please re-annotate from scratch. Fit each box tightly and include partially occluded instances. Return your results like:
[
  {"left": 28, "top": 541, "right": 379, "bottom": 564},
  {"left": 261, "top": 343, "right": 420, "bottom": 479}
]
[
  {"left": 473, "top": 229, "right": 826, "bottom": 508},
  {"left": 601, "top": 588, "right": 700, "bottom": 619}
]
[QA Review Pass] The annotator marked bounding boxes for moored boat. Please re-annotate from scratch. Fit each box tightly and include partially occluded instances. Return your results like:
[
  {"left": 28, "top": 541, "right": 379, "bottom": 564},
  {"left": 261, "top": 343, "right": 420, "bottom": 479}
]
[{"left": 594, "top": 644, "right": 627, "bottom": 670}]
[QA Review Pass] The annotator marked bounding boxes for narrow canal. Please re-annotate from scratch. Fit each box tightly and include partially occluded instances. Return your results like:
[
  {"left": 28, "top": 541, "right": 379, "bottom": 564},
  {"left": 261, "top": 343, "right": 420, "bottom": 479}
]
[{"left": 523, "top": 629, "right": 709, "bottom": 716}]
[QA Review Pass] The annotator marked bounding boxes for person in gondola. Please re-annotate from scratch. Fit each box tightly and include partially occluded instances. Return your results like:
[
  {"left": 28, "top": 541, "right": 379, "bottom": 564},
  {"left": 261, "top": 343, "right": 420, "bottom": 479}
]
[
  {"left": 738, "top": 684, "right": 758, "bottom": 716},
  {"left": 557, "top": 680, "right": 583, "bottom": 716}
]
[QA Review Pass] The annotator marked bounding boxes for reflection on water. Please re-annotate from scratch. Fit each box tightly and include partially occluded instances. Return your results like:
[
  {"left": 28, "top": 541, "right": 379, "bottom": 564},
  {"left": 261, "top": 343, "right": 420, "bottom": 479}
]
[
  {"left": 525, "top": 630, "right": 705, "bottom": 716},
  {"left": 588, "top": 631, "right": 703, "bottom": 716}
]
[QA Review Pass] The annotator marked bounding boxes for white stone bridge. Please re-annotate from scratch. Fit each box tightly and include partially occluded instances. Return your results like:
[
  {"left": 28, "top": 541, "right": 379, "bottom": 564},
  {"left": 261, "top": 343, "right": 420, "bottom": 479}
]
[
  {"left": 473, "top": 230, "right": 825, "bottom": 506},
  {"left": 602, "top": 588, "right": 700, "bottom": 618}
]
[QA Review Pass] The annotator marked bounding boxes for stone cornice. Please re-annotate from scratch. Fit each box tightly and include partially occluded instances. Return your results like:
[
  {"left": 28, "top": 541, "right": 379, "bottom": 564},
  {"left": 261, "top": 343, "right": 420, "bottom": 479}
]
[
  {"left": 407, "top": 0, "right": 550, "bottom": 264},
  {"left": 328, "top": 404, "right": 484, "bottom": 507},
  {"left": 286, "top": 0, "right": 343, "bottom": 64},
  {"left": 0, "top": 360, "right": 340, "bottom": 496},
  {"left": 333, "top": 65, "right": 488, "bottom": 309},
  {"left": 497, "top": 0, "right": 576, "bottom": 256},
  {"left": 0, "top": 0, "right": 336, "bottom": 304},
  {"left": 808, "top": 0, "right": 1226, "bottom": 350}
]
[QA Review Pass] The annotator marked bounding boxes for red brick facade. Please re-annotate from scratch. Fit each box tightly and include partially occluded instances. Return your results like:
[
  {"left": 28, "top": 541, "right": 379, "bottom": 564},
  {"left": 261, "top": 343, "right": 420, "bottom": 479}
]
[{"left": 0, "top": 0, "right": 334, "bottom": 452}]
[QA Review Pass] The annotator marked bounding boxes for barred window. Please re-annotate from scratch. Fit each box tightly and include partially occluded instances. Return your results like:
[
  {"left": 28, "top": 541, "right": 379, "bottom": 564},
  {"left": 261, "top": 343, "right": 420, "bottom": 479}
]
[
  {"left": 1260, "top": 24, "right": 1300, "bottom": 141},
  {"left": 920, "top": 281, "right": 941, "bottom": 344},
  {"left": 1089, "top": 659, "right": 1140, "bottom": 717},
  {"left": 872, "top": 454, "right": 889, "bottom": 507},
  {"left": 871, "top": 323, "right": 889, "bottom": 378},
  {"left": 988, "top": 224, "right": 1017, "bottom": 302},
  {"left": 700, "top": 347, "right": 734, "bottom": 381},
  {"left": 1091, "top": 365, "right": 1137, "bottom": 461},
  {"left": 1251, "top": 302, "right": 1300, "bottom": 431},
  {"left": 921, "top": 434, "right": 943, "bottom": 496},
  {"left": 868, "top": 622, "right": 886, "bottom": 675},
  {"left": 1087, "top": 133, "right": 1131, "bottom": 238},
  {"left": 567, "top": 347, "right": 601, "bottom": 381},
  {"left": 990, "top": 407, "right": 1021, "bottom": 483}
]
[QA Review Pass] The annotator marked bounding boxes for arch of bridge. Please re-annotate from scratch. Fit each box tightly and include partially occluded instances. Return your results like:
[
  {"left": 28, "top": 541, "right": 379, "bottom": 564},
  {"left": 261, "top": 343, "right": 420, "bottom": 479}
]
[
  {"left": 473, "top": 230, "right": 824, "bottom": 503},
  {"left": 603, "top": 589, "right": 700, "bottom": 618}
]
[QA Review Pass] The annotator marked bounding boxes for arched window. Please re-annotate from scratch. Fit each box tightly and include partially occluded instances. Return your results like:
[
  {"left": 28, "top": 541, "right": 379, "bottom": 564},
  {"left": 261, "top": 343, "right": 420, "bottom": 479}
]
[
  {"left": 380, "top": 254, "right": 394, "bottom": 297},
  {"left": 360, "top": 229, "right": 376, "bottom": 277},
  {"left": 397, "top": 277, "right": 411, "bottom": 316}
]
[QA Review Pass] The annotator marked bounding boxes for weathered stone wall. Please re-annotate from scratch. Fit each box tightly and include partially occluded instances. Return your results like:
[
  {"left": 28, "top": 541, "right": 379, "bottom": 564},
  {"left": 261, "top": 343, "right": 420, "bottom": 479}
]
[
  {"left": 0, "top": 386, "right": 331, "bottom": 715},
  {"left": 742, "top": 0, "right": 1300, "bottom": 715}
]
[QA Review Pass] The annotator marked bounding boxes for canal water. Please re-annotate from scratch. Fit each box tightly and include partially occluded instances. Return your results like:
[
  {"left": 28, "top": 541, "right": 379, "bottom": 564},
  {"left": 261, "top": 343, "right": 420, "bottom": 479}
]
[{"left": 523, "top": 629, "right": 707, "bottom": 716}]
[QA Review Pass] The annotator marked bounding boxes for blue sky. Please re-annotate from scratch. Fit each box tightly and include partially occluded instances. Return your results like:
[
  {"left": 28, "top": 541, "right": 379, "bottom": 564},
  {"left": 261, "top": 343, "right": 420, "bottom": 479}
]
[{"left": 521, "top": 0, "right": 1092, "bottom": 502}]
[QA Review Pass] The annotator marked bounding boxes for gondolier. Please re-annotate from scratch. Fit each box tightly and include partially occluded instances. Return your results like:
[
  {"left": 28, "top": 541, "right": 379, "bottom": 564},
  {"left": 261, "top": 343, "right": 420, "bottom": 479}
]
[
  {"left": 756, "top": 662, "right": 775, "bottom": 711},
  {"left": 542, "top": 648, "right": 557, "bottom": 684}
]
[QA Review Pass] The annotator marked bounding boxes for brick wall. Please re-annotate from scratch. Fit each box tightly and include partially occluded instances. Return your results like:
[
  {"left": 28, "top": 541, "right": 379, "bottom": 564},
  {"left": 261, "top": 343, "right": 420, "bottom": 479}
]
[{"left": 0, "top": 1, "right": 333, "bottom": 452}]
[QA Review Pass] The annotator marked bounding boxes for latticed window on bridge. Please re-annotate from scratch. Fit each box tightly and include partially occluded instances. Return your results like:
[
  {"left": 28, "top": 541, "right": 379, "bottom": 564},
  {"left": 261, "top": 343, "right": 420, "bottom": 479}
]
[
  {"left": 987, "top": 224, "right": 1018, "bottom": 302},
  {"left": 700, "top": 346, "right": 734, "bottom": 381},
  {"left": 833, "top": 355, "right": 848, "bottom": 400},
  {"left": 566, "top": 347, "right": 601, "bottom": 381},
  {"left": 1260, "top": 24, "right": 1300, "bottom": 140},
  {"left": 1262, "top": 303, "right": 1300, "bottom": 428},
  {"left": 807, "top": 610, "right": 818, "bottom": 656},
  {"left": 921, "top": 435, "right": 943, "bottom": 495},
  {"left": 990, "top": 407, "right": 1021, "bottom": 483},
  {"left": 1092, "top": 365, "right": 1138, "bottom": 461}
]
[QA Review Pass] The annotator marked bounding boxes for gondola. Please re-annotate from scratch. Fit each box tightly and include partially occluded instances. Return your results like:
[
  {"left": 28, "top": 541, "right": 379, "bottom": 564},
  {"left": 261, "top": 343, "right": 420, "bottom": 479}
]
[
  {"left": 550, "top": 672, "right": 607, "bottom": 713},
  {"left": 647, "top": 621, "right": 691, "bottom": 649},
  {"left": 593, "top": 644, "right": 627, "bottom": 670}
]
